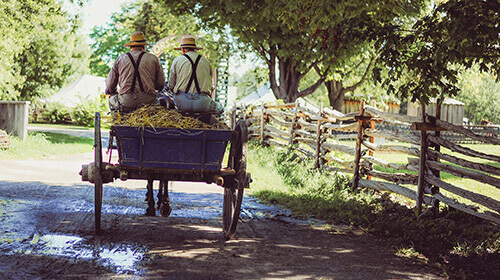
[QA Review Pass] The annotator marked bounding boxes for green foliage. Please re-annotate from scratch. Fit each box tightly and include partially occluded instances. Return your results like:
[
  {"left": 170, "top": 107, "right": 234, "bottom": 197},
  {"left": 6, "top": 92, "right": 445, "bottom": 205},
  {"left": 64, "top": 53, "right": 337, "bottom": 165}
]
[
  {"left": 456, "top": 67, "right": 500, "bottom": 124},
  {"left": 45, "top": 103, "right": 71, "bottom": 124},
  {"left": 158, "top": 0, "right": 425, "bottom": 103},
  {"left": 70, "top": 97, "right": 109, "bottom": 127},
  {"left": 0, "top": 0, "right": 90, "bottom": 101},
  {"left": 233, "top": 66, "right": 269, "bottom": 100},
  {"left": 249, "top": 142, "right": 500, "bottom": 278},
  {"left": 89, "top": 0, "right": 231, "bottom": 77},
  {"left": 377, "top": 0, "right": 500, "bottom": 104}
]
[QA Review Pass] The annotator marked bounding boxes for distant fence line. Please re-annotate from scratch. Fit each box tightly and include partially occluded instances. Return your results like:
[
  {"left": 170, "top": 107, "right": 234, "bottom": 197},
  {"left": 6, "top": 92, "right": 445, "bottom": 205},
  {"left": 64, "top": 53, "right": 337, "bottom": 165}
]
[{"left": 230, "top": 100, "right": 500, "bottom": 225}]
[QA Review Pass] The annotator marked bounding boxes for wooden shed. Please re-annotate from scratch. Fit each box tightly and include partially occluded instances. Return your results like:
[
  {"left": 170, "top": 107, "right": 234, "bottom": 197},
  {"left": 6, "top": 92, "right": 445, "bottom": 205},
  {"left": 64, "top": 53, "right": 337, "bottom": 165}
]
[
  {"left": 0, "top": 101, "right": 30, "bottom": 141},
  {"left": 407, "top": 98, "right": 464, "bottom": 125},
  {"left": 342, "top": 94, "right": 400, "bottom": 114}
]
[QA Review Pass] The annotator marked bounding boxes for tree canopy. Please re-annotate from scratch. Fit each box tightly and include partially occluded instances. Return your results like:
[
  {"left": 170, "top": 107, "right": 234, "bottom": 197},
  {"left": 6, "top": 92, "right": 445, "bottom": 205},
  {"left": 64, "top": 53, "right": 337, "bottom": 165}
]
[
  {"left": 376, "top": 0, "right": 500, "bottom": 104},
  {"left": 89, "top": 0, "right": 233, "bottom": 77},
  {"left": 0, "top": 0, "right": 90, "bottom": 101},
  {"left": 158, "top": 0, "right": 426, "bottom": 104}
]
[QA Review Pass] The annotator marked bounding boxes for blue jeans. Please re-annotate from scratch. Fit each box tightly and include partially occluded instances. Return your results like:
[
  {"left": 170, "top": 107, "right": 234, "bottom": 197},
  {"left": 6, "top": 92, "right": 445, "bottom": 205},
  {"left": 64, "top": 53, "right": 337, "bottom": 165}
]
[{"left": 173, "top": 91, "right": 218, "bottom": 112}]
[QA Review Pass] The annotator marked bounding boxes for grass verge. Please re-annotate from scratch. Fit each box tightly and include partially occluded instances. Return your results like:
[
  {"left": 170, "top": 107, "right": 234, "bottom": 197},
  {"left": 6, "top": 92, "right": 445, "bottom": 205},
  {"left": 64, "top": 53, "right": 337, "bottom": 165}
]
[
  {"left": 0, "top": 132, "right": 93, "bottom": 159},
  {"left": 247, "top": 141, "right": 500, "bottom": 279}
]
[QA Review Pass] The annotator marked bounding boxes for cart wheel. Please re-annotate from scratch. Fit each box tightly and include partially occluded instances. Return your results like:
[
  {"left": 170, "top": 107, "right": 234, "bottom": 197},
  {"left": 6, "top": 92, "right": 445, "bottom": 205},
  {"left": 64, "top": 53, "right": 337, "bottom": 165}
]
[
  {"left": 223, "top": 119, "right": 248, "bottom": 240},
  {"left": 94, "top": 112, "right": 103, "bottom": 235}
]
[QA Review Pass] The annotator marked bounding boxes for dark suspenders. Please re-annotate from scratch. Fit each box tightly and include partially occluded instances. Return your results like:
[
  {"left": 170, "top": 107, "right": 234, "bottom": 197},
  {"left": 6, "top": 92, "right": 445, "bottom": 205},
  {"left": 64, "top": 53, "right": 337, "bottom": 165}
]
[
  {"left": 183, "top": 54, "right": 202, "bottom": 94},
  {"left": 126, "top": 52, "right": 145, "bottom": 93}
]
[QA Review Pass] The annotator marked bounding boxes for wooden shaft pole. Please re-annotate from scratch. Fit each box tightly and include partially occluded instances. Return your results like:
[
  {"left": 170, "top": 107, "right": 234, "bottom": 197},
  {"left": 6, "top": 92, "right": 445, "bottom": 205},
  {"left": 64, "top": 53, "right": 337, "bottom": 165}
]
[
  {"left": 289, "top": 101, "right": 298, "bottom": 146},
  {"left": 353, "top": 99, "right": 366, "bottom": 189},
  {"left": 260, "top": 108, "right": 265, "bottom": 145},
  {"left": 417, "top": 103, "right": 427, "bottom": 214}
]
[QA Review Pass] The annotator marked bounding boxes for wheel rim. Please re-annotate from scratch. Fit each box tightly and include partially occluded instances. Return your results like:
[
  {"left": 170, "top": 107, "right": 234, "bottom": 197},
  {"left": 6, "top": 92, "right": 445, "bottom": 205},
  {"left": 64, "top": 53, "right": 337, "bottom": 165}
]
[
  {"left": 223, "top": 119, "right": 248, "bottom": 239},
  {"left": 94, "top": 112, "right": 103, "bottom": 235}
]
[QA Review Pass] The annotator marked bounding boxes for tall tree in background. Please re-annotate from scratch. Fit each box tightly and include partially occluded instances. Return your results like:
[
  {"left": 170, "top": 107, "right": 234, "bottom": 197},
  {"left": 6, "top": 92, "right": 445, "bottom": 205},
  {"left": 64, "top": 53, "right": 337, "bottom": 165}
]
[
  {"left": 89, "top": 0, "right": 232, "bottom": 77},
  {"left": 159, "top": 0, "right": 426, "bottom": 105},
  {"left": 0, "top": 0, "right": 89, "bottom": 101}
]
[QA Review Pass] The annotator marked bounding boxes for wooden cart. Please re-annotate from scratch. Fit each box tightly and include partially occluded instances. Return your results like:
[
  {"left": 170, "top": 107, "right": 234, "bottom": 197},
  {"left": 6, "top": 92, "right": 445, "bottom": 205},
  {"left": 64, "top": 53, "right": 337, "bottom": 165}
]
[{"left": 80, "top": 112, "right": 249, "bottom": 240}]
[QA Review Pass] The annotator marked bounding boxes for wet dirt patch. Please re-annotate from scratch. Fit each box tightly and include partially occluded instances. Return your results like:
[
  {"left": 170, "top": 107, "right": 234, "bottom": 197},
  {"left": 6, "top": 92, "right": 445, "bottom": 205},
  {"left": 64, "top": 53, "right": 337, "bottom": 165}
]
[{"left": 0, "top": 172, "right": 444, "bottom": 279}]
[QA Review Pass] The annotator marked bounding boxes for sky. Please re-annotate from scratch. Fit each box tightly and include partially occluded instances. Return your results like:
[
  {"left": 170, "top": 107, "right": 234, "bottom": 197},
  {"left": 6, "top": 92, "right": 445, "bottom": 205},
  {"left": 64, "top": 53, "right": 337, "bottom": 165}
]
[{"left": 80, "top": 0, "right": 130, "bottom": 35}]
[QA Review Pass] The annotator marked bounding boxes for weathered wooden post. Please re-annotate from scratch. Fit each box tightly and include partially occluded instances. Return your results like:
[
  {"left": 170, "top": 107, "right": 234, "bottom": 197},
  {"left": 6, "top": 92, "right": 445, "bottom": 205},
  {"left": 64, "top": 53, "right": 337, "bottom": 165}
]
[
  {"left": 289, "top": 101, "right": 298, "bottom": 146},
  {"left": 431, "top": 98, "right": 442, "bottom": 214},
  {"left": 230, "top": 107, "right": 236, "bottom": 130},
  {"left": 367, "top": 100, "right": 376, "bottom": 180},
  {"left": 260, "top": 106, "right": 265, "bottom": 145},
  {"left": 315, "top": 102, "right": 323, "bottom": 169},
  {"left": 0, "top": 101, "right": 30, "bottom": 141},
  {"left": 353, "top": 99, "right": 366, "bottom": 189},
  {"left": 417, "top": 103, "right": 427, "bottom": 214}
]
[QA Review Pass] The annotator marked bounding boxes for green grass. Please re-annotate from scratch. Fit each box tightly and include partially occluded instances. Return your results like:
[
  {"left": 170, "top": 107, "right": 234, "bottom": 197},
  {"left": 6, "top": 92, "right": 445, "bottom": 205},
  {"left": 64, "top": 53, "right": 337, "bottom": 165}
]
[
  {"left": 0, "top": 131, "right": 93, "bottom": 159},
  {"left": 370, "top": 142, "right": 500, "bottom": 203},
  {"left": 29, "top": 122, "right": 94, "bottom": 130},
  {"left": 247, "top": 141, "right": 500, "bottom": 279}
]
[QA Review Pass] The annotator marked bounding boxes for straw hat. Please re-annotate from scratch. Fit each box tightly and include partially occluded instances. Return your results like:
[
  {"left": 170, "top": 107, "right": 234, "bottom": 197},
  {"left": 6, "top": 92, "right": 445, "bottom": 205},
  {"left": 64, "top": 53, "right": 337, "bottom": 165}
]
[
  {"left": 174, "top": 35, "right": 202, "bottom": 50},
  {"left": 124, "top": 31, "right": 147, "bottom": 47}
]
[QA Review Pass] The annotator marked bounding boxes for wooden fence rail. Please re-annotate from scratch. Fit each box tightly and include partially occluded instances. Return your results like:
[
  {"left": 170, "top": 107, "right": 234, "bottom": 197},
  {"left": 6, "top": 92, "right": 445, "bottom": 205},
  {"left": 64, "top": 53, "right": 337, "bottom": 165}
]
[{"left": 232, "top": 100, "right": 500, "bottom": 225}]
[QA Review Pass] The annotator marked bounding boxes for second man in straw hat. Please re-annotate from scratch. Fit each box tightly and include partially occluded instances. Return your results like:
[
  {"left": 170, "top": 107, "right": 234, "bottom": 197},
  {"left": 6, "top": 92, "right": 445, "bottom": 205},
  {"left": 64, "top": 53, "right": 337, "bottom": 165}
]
[{"left": 166, "top": 35, "right": 219, "bottom": 113}]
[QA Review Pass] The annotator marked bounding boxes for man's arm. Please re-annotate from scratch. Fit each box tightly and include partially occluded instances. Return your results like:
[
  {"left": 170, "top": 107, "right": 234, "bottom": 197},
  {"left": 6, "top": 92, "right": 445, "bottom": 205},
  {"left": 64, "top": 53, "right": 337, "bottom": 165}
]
[
  {"left": 167, "top": 58, "right": 178, "bottom": 93},
  {"left": 154, "top": 58, "right": 166, "bottom": 91},
  {"left": 105, "top": 60, "right": 120, "bottom": 95}
]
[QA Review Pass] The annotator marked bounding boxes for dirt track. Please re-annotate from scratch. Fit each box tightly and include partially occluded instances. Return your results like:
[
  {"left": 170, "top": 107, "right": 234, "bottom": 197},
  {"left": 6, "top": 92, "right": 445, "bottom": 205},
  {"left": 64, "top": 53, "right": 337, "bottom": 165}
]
[{"left": 0, "top": 152, "right": 444, "bottom": 279}]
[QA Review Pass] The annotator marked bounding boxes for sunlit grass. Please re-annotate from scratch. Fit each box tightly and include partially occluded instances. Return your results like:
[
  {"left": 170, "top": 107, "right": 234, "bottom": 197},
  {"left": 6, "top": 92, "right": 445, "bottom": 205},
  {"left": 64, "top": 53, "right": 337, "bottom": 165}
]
[
  {"left": 246, "top": 141, "right": 500, "bottom": 279},
  {"left": 0, "top": 132, "right": 93, "bottom": 159}
]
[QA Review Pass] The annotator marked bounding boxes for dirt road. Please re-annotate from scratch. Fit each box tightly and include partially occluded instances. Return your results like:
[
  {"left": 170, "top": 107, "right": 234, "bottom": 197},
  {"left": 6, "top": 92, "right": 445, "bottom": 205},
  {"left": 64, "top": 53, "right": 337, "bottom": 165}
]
[{"left": 0, "top": 152, "right": 444, "bottom": 279}]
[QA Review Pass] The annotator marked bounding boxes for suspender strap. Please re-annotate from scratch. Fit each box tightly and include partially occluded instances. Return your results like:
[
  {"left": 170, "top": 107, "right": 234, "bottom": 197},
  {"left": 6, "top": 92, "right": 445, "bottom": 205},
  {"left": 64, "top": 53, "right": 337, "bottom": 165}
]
[
  {"left": 126, "top": 52, "right": 145, "bottom": 93},
  {"left": 183, "top": 54, "right": 202, "bottom": 94}
]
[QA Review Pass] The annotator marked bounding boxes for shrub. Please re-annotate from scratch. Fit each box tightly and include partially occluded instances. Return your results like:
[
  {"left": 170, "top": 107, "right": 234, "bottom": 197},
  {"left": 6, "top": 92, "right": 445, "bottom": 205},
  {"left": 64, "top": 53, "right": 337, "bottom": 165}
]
[
  {"left": 70, "top": 97, "right": 108, "bottom": 127},
  {"left": 45, "top": 102, "right": 71, "bottom": 124}
]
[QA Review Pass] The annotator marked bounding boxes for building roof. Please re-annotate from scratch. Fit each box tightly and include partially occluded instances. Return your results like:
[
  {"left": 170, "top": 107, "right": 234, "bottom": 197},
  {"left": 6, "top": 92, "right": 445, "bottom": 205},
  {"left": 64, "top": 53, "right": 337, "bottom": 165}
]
[{"left": 42, "top": 74, "right": 106, "bottom": 107}]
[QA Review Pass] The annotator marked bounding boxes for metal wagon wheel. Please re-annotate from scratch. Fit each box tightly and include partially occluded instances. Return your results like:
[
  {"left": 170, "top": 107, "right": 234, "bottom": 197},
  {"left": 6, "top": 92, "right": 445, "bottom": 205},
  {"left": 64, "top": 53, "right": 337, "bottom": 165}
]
[
  {"left": 94, "top": 112, "right": 103, "bottom": 234},
  {"left": 223, "top": 119, "right": 248, "bottom": 240}
]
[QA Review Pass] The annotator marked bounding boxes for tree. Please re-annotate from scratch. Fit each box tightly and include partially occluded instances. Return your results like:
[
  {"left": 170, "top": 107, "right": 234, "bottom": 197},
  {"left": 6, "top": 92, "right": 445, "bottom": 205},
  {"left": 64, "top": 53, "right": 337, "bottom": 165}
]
[
  {"left": 89, "top": 0, "right": 232, "bottom": 77},
  {"left": 376, "top": 0, "right": 500, "bottom": 104},
  {"left": 0, "top": 0, "right": 90, "bottom": 101},
  {"left": 456, "top": 66, "right": 500, "bottom": 124},
  {"left": 158, "top": 0, "right": 425, "bottom": 105},
  {"left": 232, "top": 66, "right": 269, "bottom": 100}
]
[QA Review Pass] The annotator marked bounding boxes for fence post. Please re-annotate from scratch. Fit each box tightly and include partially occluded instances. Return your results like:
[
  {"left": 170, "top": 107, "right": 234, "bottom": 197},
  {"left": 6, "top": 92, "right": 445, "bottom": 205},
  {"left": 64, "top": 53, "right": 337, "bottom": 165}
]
[
  {"left": 353, "top": 99, "right": 366, "bottom": 189},
  {"left": 431, "top": 98, "right": 442, "bottom": 214},
  {"left": 315, "top": 102, "right": 323, "bottom": 169},
  {"left": 417, "top": 103, "right": 427, "bottom": 214},
  {"left": 230, "top": 108, "right": 236, "bottom": 130},
  {"left": 367, "top": 100, "right": 376, "bottom": 180},
  {"left": 289, "top": 101, "right": 298, "bottom": 146},
  {"left": 260, "top": 106, "right": 265, "bottom": 145}
]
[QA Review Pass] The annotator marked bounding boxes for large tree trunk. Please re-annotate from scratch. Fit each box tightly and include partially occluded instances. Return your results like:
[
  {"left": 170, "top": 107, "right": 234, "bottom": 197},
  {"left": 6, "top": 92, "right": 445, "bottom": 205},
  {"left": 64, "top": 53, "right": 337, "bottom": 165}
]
[
  {"left": 269, "top": 57, "right": 300, "bottom": 103},
  {"left": 325, "top": 80, "right": 345, "bottom": 111},
  {"left": 268, "top": 56, "right": 325, "bottom": 103}
]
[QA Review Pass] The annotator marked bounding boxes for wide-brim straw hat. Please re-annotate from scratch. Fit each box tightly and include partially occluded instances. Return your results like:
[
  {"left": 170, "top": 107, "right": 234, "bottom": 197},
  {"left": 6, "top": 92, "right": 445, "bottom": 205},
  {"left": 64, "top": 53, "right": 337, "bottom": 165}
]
[
  {"left": 174, "top": 35, "right": 203, "bottom": 50},
  {"left": 124, "top": 31, "right": 148, "bottom": 47}
]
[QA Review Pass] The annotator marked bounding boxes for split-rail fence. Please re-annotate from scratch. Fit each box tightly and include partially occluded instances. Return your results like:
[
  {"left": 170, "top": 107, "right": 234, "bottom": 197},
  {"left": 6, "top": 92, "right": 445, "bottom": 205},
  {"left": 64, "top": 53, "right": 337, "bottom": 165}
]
[{"left": 229, "top": 100, "right": 500, "bottom": 225}]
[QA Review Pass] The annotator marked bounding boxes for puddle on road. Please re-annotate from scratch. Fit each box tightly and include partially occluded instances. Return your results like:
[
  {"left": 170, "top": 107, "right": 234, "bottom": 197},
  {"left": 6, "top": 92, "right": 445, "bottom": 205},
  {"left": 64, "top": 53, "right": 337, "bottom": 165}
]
[{"left": 8, "top": 234, "right": 146, "bottom": 274}]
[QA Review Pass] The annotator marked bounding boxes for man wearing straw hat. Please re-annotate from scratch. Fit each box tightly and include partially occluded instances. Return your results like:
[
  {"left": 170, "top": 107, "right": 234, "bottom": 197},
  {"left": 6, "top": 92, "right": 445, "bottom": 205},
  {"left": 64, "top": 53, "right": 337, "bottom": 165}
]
[
  {"left": 167, "top": 35, "right": 218, "bottom": 112},
  {"left": 106, "top": 31, "right": 165, "bottom": 112}
]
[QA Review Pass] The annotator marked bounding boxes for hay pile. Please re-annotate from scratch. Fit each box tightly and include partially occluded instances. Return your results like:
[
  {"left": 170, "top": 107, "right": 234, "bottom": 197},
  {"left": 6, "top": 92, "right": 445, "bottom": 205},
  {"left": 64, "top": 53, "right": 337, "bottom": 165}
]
[{"left": 111, "top": 104, "right": 217, "bottom": 129}]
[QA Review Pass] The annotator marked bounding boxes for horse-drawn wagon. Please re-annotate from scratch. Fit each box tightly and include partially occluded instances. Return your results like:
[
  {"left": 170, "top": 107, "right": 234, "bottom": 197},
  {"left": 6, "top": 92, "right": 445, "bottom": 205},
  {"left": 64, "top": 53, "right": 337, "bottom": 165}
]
[{"left": 80, "top": 112, "right": 249, "bottom": 240}]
